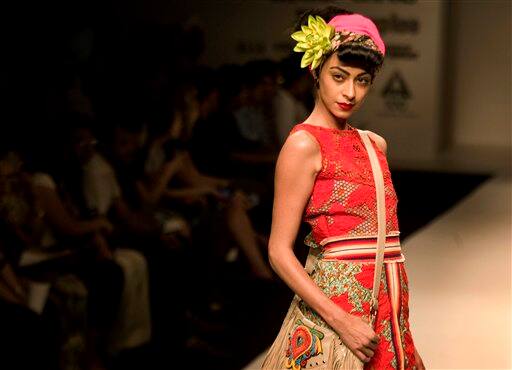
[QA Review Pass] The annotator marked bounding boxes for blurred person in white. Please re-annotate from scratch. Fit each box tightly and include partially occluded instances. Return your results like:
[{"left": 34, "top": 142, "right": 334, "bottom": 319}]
[
  {"left": 232, "top": 60, "right": 280, "bottom": 151},
  {"left": 273, "top": 54, "right": 312, "bottom": 146},
  {"left": 64, "top": 114, "right": 153, "bottom": 356}
]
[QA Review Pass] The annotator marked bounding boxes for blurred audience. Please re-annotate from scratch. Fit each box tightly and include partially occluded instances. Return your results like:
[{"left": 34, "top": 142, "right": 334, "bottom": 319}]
[
  {"left": 144, "top": 81, "right": 274, "bottom": 281},
  {"left": 0, "top": 17, "right": 306, "bottom": 369},
  {"left": 273, "top": 54, "right": 312, "bottom": 146}
]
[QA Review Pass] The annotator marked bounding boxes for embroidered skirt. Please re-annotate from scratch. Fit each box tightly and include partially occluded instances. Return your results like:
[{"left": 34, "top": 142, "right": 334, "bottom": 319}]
[{"left": 299, "top": 258, "right": 418, "bottom": 370}]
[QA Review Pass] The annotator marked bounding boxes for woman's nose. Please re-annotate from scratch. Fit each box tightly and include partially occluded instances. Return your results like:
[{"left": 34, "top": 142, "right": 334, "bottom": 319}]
[{"left": 342, "top": 80, "right": 356, "bottom": 101}]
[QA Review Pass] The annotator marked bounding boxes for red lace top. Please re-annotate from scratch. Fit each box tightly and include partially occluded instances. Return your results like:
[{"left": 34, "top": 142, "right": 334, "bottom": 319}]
[{"left": 288, "top": 122, "right": 400, "bottom": 248}]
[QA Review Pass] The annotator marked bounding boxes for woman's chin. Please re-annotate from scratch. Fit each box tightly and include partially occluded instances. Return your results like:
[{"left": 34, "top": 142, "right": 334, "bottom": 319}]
[{"left": 332, "top": 110, "right": 354, "bottom": 120}]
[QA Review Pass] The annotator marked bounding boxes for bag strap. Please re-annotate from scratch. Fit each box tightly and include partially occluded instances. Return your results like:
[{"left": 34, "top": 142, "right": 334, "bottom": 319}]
[
  {"left": 301, "top": 128, "right": 387, "bottom": 323},
  {"left": 356, "top": 129, "right": 386, "bottom": 316}
]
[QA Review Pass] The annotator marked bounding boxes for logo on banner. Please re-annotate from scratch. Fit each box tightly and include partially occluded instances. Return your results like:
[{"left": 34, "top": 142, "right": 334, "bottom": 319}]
[{"left": 381, "top": 71, "right": 411, "bottom": 113}]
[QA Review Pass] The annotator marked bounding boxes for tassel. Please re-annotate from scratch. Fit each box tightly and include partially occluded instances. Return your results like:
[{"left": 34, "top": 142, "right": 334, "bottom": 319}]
[
  {"left": 261, "top": 296, "right": 301, "bottom": 369},
  {"left": 261, "top": 296, "right": 365, "bottom": 370},
  {"left": 331, "top": 337, "right": 364, "bottom": 370}
]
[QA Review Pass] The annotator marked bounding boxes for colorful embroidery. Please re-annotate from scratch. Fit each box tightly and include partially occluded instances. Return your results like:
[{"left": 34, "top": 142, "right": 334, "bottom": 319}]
[
  {"left": 298, "top": 300, "right": 329, "bottom": 329},
  {"left": 285, "top": 319, "right": 324, "bottom": 370}
]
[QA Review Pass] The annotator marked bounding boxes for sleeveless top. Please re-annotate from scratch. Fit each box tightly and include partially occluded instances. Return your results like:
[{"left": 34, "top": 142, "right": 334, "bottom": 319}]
[{"left": 288, "top": 122, "right": 400, "bottom": 250}]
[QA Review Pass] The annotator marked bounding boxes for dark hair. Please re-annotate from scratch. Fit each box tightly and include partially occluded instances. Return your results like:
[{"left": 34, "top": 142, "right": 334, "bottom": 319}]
[
  {"left": 293, "top": 6, "right": 384, "bottom": 84},
  {"left": 193, "top": 66, "right": 220, "bottom": 103},
  {"left": 146, "top": 80, "right": 194, "bottom": 139}
]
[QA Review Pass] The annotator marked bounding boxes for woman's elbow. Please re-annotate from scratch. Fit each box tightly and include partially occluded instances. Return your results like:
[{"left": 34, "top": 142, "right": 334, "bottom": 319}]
[{"left": 267, "top": 243, "right": 290, "bottom": 272}]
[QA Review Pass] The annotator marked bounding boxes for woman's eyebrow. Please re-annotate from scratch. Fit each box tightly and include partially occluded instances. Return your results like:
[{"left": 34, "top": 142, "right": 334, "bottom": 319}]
[{"left": 329, "top": 66, "right": 369, "bottom": 76}]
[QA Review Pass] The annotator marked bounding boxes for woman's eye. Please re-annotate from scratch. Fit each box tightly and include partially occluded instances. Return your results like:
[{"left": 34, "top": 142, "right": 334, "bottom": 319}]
[
  {"left": 358, "top": 78, "right": 370, "bottom": 85},
  {"left": 333, "top": 74, "right": 344, "bottom": 81}
]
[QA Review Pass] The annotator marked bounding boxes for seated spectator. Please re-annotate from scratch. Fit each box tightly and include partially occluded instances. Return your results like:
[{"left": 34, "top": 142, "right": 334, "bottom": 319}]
[
  {"left": 213, "top": 64, "right": 279, "bottom": 168},
  {"left": 186, "top": 66, "right": 248, "bottom": 177},
  {"left": 80, "top": 111, "right": 191, "bottom": 355},
  {"left": 144, "top": 82, "right": 275, "bottom": 281},
  {"left": 0, "top": 148, "right": 59, "bottom": 370},
  {"left": 187, "top": 67, "right": 275, "bottom": 225},
  {"left": 23, "top": 126, "right": 130, "bottom": 369},
  {"left": 60, "top": 116, "right": 152, "bottom": 356},
  {"left": 273, "top": 54, "right": 311, "bottom": 146},
  {"left": 232, "top": 59, "right": 280, "bottom": 152}
]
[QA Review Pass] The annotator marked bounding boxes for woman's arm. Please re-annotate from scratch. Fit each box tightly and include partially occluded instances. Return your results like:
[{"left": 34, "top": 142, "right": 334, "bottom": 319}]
[
  {"left": 163, "top": 186, "right": 215, "bottom": 199},
  {"left": 176, "top": 151, "right": 230, "bottom": 189},
  {"left": 33, "top": 185, "right": 112, "bottom": 237},
  {"left": 268, "top": 130, "right": 344, "bottom": 324},
  {"left": 138, "top": 152, "right": 187, "bottom": 206},
  {"left": 268, "top": 130, "right": 380, "bottom": 363},
  {"left": 0, "top": 263, "right": 27, "bottom": 306},
  {"left": 111, "top": 197, "right": 160, "bottom": 236}
]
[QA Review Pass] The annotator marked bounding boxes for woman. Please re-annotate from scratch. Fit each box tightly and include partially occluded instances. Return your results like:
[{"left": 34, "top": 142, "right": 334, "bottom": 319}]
[
  {"left": 143, "top": 83, "right": 275, "bottom": 281},
  {"left": 27, "top": 117, "right": 154, "bottom": 368},
  {"left": 266, "top": 7, "right": 425, "bottom": 369}
]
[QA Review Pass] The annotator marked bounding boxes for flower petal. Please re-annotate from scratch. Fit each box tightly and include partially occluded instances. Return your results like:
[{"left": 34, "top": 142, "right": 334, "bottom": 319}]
[
  {"left": 301, "top": 53, "right": 313, "bottom": 68},
  {"left": 301, "top": 25, "right": 311, "bottom": 34},
  {"left": 315, "top": 15, "right": 327, "bottom": 27},
  {"left": 291, "top": 31, "right": 306, "bottom": 42},
  {"left": 304, "top": 49, "right": 314, "bottom": 59},
  {"left": 311, "top": 57, "right": 320, "bottom": 70}
]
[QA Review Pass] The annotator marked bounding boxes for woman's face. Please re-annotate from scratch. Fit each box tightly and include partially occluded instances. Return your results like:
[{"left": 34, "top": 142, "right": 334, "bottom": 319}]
[
  {"left": 71, "top": 128, "right": 97, "bottom": 164},
  {"left": 316, "top": 53, "right": 373, "bottom": 119}
]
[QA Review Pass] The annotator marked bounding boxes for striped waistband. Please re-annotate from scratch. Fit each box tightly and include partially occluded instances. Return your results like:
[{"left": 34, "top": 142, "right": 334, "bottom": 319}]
[{"left": 319, "top": 233, "right": 405, "bottom": 263}]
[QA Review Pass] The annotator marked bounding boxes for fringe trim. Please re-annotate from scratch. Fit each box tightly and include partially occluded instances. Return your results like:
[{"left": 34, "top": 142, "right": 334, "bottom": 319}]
[
  {"left": 260, "top": 296, "right": 301, "bottom": 369},
  {"left": 261, "top": 296, "right": 365, "bottom": 370},
  {"left": 331, "top": 336, "right": 364, "bottom": 370}
]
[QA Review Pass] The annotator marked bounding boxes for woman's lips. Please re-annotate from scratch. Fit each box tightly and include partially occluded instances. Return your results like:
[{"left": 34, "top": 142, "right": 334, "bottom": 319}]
[{"left": 337, "top": 103, "right": 354, "bottom": 111}]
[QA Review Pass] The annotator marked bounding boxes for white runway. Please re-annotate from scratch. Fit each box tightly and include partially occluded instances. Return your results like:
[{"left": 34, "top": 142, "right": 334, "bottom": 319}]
[
  {"left": 403, "top": 173, "right": 511, "bottom": 369},
  {"left": 244, "top": 168, "right": 512, "bottom": 369}
]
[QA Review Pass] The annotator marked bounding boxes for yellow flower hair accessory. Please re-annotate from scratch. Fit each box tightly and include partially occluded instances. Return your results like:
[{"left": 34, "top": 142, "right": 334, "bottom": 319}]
[
  {"left": 291, "top": 13, "right": 386, "bottom": 74},
  {"left": 291, "top": 15, "right": 335, "bottom": 70}
]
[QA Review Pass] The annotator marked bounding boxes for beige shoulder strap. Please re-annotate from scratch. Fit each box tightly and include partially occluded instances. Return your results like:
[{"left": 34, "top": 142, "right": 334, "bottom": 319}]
[
  {"left": 357, "top": 129, "right": 386, "bottom": 314},
  {"left": 301, "top": 128, "right": 388, "bottom": 319}
]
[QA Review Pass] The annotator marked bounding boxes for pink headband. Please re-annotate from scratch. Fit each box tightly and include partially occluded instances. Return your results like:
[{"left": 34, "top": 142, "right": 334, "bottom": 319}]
[{"left": 327, "top": 13, "right": 386, "bottom": 56}]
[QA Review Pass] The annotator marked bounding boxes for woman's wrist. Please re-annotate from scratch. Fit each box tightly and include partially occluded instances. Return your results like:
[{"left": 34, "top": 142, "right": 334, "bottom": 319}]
[{"left": 320, "top": 298, "right": 349, "bottom": 328}]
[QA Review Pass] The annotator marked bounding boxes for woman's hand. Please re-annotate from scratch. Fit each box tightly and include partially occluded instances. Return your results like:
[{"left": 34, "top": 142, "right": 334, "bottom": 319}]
[
  {"left": 92, "top": 233, "right": 113, "bottom": 260},
  {"left": 217, "top": 188, "right": 259, "bottom": 211},
  {"left": 329, "top": 311, "right": 380, "bottom": 363},
  {"left": 413, "top": 347, "right": 426, "bottom": 370},
  {"left": 164, "top": 151, "right": 187, "bottom": 175},
  {"left": 181, "top": 185, "right": 217, "bottom": 205},
  {"left": 91, "top": 217, "right": 114, "bottom": 235},
  {"left": 229, "top": 189, "right": 252, "bottom": 209},
  {"left": 162, "top": 216, "right": 192, "bottom": 239}
]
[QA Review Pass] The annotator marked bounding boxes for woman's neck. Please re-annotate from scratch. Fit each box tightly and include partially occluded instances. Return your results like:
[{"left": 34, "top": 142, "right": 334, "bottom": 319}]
[{"left": 304, "top": 98, "right": 348, "bottom": 130}]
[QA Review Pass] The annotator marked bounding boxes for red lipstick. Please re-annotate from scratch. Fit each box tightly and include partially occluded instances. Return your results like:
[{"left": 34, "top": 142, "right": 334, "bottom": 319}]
[{"left": 337, "top": 102, "right": 354, "bottom": 111}]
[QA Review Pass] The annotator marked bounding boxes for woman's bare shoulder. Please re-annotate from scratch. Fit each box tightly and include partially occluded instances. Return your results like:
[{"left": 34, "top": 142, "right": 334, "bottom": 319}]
[
  {"left": 285, "top": 129, "right": 320, "bottom": 152},
  {"left": 278, "top": 130, "right": 322, "bottom": 173}
]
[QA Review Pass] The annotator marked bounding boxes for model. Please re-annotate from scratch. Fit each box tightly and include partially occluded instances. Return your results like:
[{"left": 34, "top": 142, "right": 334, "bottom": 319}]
[{"left": 262, "top": 6, "right": 425, "bottom": 370}]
